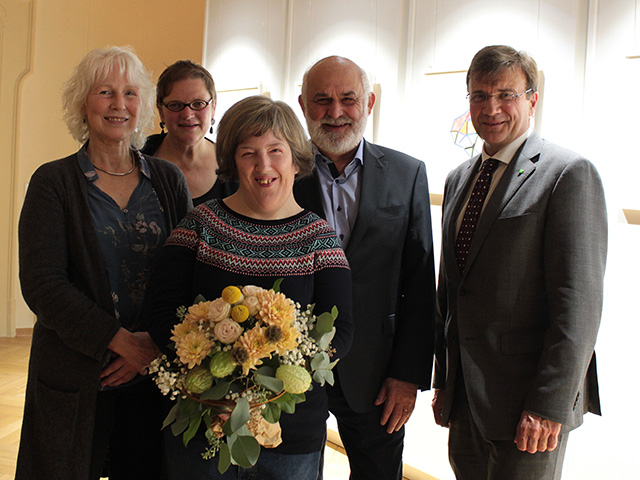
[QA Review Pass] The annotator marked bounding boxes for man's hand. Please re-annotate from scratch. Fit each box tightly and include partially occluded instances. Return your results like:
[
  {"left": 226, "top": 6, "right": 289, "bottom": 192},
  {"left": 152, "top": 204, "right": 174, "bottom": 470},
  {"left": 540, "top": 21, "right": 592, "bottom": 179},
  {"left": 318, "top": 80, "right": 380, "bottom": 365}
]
[
  {"left": 374, "top": 378, "right": 418, "bottom": 433},
  {"left": 431, "top": 389, "right": 447, "bottom": 427},
  {"left": 514, "top": 410, "right": 562, "bottom": 454}
]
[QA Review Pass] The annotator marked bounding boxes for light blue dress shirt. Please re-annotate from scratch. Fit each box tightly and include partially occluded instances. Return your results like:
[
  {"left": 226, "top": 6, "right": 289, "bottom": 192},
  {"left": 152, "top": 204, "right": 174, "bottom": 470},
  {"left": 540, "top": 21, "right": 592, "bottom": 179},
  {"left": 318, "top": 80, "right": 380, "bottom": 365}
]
[{"left": 314, "top": 140, "right": 364, "bottom": 248}]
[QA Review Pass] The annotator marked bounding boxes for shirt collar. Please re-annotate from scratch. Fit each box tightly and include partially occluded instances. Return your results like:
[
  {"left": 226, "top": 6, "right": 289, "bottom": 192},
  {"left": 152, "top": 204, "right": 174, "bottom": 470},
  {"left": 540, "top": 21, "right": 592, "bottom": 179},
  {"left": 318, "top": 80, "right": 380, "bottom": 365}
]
[
  {"left": 313, "top": 139, "right": 365, "bottom": 175},
  {"left": 481, "top": 128, "right": 532, "bottom": 166},
  {"left": 77, "top": 141, "right": 150, "bottom": 182}
]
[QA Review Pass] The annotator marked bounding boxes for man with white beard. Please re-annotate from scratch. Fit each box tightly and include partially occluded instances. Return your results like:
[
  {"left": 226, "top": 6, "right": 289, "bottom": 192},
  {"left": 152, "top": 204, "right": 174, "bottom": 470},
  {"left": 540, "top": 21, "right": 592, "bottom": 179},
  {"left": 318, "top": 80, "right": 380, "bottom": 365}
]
[{"left": 293, "top": 56, "right": 437, "bottom": 480}]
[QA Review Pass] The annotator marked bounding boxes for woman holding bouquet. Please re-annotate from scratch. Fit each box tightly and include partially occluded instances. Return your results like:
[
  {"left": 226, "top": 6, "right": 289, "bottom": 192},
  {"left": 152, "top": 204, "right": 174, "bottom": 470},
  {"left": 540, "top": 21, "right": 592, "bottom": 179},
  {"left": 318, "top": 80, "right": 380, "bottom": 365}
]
[
  {"left": 146, "top": 95, "right": 353, "bottom": 479},
  {"left": 16, "top": 46, "right": 192, "bottom": 480}
]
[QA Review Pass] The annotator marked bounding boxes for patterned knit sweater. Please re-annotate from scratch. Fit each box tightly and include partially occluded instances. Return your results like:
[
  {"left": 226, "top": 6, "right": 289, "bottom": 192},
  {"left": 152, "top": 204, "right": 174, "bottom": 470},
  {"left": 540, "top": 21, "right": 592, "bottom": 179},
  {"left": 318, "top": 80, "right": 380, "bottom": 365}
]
[{"left": 146, "top": 199, "right": 353, "bottom": 454}]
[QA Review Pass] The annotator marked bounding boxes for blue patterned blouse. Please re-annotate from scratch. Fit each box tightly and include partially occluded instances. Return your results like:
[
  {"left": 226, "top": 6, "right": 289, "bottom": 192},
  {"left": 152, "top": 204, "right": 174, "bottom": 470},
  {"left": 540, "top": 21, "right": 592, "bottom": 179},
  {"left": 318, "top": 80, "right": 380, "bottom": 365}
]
[{"left": 78, "top": 144, "right": 168, "bottom": 330}]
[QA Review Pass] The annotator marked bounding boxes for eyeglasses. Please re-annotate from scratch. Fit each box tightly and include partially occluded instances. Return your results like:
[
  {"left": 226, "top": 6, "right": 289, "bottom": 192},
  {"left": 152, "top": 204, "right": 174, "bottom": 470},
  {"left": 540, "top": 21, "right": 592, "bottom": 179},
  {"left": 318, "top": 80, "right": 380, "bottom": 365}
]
[
  {"left": 467, "top": 89, "right": 533, "bottom": 105},
  {"left": 162, "top": 98, "right": 213, "bottom": 112}
]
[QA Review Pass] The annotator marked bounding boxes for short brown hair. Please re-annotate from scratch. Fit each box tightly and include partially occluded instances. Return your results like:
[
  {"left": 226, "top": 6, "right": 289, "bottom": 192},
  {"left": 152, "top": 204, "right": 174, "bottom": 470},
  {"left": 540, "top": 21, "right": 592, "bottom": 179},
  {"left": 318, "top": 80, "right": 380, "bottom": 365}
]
[
  {"left": 467, "top": 45, "right": 538, "bottom": 94},
  {"left": 216, "top": 96, "right": 314, "bottom": 181},
  {"left": 156, "top": 60, "right": 216, "bottom": 109}
]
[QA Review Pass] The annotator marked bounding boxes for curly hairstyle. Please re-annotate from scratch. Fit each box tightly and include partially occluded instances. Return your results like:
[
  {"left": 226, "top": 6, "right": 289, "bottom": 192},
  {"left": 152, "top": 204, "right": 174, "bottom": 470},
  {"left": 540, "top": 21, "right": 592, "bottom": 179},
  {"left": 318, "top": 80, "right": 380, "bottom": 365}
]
[
  {"left": 216, "top": 96, "right": 314, "bottom": 182},
  {"left": 61, "top": 45, "right": 155, "bottom": 150}
]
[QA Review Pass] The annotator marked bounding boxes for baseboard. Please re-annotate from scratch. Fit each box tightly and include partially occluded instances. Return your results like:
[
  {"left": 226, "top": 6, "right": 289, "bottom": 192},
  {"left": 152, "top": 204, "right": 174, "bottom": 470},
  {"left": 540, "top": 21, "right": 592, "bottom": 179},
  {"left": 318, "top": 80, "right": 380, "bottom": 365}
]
[
  {"left": 325, "top": 428, "right": 441, "bottom": 480},
  {"left": 16, "top": 328, "right": 33, "bottom": 337}
]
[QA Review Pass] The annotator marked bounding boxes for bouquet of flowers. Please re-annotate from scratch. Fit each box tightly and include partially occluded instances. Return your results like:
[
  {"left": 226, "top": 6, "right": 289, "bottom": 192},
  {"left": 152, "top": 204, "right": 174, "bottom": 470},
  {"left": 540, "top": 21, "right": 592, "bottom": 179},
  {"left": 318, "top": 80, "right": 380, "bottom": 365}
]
[{"left": 149, "top": 279, "right": 339, "bottom": 473}]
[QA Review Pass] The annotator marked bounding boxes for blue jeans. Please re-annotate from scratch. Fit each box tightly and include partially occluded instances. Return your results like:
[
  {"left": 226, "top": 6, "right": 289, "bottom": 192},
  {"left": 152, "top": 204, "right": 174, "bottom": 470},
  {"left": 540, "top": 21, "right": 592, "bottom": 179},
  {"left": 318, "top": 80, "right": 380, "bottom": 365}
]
[{"left": 164, "top": 427, "right": 321, "bottom": 479}]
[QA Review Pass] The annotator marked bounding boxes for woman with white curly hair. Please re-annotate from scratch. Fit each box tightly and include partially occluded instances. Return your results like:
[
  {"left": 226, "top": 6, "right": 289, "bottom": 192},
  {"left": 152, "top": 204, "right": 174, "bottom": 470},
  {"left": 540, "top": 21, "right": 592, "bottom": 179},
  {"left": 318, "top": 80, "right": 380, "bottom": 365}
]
[{"left": 15, "top": 45, "right": 192, "bottom": 479}]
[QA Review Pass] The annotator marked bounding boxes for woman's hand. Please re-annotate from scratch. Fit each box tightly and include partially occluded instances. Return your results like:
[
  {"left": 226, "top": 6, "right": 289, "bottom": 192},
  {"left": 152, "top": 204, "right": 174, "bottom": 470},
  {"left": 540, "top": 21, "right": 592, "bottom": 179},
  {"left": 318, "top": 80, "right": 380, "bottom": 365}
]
[
  {"left": 100, "top": 354, "right": 139, "bottom": 387},
  {"left": 109, "top": 328, "right": 160, "bottom": 370}
]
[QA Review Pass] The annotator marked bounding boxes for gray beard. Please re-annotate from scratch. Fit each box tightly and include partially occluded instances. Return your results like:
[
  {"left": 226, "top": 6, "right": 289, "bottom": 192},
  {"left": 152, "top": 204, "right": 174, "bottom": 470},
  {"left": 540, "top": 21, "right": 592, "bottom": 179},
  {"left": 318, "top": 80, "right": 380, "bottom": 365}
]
[{"left": 306, "top": 116, "right": 367, "bottom": 157}]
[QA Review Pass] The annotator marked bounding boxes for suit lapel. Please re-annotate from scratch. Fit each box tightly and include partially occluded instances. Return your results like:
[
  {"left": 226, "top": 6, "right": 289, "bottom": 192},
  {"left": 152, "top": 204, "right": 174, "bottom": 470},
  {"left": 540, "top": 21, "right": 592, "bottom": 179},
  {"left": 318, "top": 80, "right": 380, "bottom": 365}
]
[
  {"left": 462, "top": 133, "right": 542, "bottom": 275},
  {"left": 443, "top": 156, "right": 481, "bottom": 281},
  {"left": 345, "top": 141, "right": 387, "bottom": 256},
  {"left": 293, "top": 170, "right": 326, "bottom": 220}
]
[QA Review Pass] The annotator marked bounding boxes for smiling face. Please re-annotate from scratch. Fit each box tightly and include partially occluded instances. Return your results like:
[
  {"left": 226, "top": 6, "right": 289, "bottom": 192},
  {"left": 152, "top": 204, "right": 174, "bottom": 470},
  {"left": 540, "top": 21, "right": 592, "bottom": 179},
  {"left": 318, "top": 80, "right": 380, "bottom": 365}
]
[
  {"left": 160, "top": 77, "right": 215, "bottom": 146},
  {"left": 299, "top": 57, "right": 374, "bottom": 166},
  {"left": 83, "top": 67, "right": 140, "bottom": 146},
  {"left": 469, "top": 67, "right": 538, "bottom": 156},
  {"left": 234, "top": 130, "right": 300, "bottom": 220}
]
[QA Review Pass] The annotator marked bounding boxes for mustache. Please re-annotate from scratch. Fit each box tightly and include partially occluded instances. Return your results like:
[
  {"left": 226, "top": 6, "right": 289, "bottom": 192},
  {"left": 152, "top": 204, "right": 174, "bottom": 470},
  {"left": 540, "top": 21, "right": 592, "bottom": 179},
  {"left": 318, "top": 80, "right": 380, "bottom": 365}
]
[{"left": 320, "top": 117, "right": 353, "bottom": 126}]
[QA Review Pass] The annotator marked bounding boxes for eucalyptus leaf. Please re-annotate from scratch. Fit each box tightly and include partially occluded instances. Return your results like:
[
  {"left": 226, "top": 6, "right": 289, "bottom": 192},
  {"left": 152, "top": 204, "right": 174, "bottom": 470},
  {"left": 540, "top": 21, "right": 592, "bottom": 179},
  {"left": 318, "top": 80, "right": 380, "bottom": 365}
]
[
  {"left": 183, "top": 410, "right": 203, "bottom": 446},
  {"left": 201, "top": 380, "right": 232, "bottom": 400},
  {"left": 193, "top": 293, "right": 207, "bottom": 304},
  {"left": 315, "top": 312, "right": 336, "bottom": 333},
  {"left": 273, "top": 393, "right": 296, "bottom": 414},
  {"left": 162, "top": 403, "right": 179, "bottom": 429},
  {"left": 290, "top": 392, "right": 306, "bottom": 404},
  {"left": 225, "top": 397, "right": 250, "bottom": 434},
  {"left": 218, "top": 442, "right": 231, "bottom": 474},
  {"left": 313, "top": 369, "right": 335, "bottom": 386},
  {"left": 255, "top": 365, "right": 276, "bottom": 377},
  {"left": 317, "top": 328, "right": 336, "bottom": 350},
  {"left": 231, "top": 434, "right": 261, "bottom": 468},
  {"left": 171, "top": 415, "right": 189, "bottom": 436},
  {"left": 254, "top": 373, "right": 284, "bottom": 393},
  {"left": 310, "top": 352, "right": 330, "bottom": 370},
  {"left": 262, "top": 402, "right": 282, "bottom": 423}
]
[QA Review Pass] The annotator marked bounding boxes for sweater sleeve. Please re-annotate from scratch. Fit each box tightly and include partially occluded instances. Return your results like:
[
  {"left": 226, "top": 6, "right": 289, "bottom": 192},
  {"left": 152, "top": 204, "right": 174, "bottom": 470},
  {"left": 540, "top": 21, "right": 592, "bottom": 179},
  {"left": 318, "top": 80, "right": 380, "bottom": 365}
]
[
  {"left": 18, "top": 163, "right": 120, "bottom": 361},
  {"left": 312, "top": 265, "right": 353, "bottom": 360},
  {"left": 144, "top": 216, "right": 199, "bottom": 353}
]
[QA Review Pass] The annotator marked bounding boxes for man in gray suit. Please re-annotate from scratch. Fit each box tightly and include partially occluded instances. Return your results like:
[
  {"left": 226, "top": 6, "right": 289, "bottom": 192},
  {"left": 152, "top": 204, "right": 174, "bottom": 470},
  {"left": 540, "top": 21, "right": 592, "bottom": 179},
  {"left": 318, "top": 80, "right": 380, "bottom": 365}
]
[
  {"left": 294, "top": 56, "right": 436, "bottom": 479},
  {"left": 432, "top": 45, "right": 607, "bottom": 479}
]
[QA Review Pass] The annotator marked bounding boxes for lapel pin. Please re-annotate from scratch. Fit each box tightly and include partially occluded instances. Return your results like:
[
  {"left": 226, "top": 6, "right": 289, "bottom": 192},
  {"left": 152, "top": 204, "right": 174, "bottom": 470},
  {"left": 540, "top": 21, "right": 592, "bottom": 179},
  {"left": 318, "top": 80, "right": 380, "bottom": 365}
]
[{"left": 518, "top": 169, "right": 524, "bottom": 176}]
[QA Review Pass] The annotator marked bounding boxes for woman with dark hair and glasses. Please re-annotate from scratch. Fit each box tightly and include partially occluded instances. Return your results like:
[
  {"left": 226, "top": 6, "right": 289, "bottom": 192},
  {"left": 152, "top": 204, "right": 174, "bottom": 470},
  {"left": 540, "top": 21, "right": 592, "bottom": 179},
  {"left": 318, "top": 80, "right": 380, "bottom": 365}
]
[{"left": 142, "top": 60, "right": 236, "bottom": 205}]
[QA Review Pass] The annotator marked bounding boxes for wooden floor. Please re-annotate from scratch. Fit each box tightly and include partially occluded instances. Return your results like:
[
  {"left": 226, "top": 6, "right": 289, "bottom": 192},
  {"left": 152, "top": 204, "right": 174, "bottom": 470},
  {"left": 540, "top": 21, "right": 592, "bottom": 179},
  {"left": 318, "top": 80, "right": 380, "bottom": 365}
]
[
  {"left": 0, "top": 335, "right": 353, "bottom": 480},
  {"left": 0, "top": 336, "right": 30, "bottom": 480}
]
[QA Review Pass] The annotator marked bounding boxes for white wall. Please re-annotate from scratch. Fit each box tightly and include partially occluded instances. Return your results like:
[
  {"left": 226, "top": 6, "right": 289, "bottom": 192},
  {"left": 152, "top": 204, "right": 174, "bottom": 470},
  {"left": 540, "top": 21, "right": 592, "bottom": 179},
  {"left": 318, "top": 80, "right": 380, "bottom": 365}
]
[{"left": 205, "top": 0, "right": 640, "bottom": 478}]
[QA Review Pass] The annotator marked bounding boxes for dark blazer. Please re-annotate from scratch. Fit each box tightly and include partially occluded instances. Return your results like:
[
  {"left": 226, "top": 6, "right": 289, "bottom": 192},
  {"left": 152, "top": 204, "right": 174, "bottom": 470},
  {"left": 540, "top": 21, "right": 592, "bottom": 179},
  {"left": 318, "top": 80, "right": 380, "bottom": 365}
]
[
  {"left": 434, "top": 131, "right": 607, "bottom": 440},
  {"left": 294, "top": 140, "right": 436, "bottom": 413}
]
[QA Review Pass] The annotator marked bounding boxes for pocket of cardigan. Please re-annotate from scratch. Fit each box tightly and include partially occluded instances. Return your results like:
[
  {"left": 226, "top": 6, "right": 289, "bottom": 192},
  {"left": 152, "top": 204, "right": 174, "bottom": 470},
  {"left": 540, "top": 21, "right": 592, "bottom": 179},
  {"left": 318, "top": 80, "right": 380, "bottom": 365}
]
[{"left": 33, "top": 380, "right": 80, "bottom": 456}]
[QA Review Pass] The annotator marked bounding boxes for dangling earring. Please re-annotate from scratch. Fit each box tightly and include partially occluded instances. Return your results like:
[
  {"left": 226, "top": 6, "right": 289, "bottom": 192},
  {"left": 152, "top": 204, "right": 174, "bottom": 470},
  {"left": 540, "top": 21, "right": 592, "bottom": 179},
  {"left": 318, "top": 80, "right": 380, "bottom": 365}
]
[
  {"left": 210, "top": 119, "right": 215, "bottom": 135},
  {"left": 160, "top": 122, "right": 165, "bottom": 134}
]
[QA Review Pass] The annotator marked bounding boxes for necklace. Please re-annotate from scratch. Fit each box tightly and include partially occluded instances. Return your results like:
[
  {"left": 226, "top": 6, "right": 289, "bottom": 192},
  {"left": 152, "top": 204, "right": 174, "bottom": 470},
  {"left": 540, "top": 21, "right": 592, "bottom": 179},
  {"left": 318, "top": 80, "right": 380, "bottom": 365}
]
[{"left": 92, "top": 155, "right": 136, "bottom": 176}]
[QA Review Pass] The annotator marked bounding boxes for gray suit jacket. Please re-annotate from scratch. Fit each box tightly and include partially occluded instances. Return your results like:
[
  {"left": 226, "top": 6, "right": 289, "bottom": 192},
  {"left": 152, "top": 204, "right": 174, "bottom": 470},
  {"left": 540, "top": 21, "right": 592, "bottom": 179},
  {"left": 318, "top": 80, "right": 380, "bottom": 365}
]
[
  {"left": 294, "top": 140, "right": 437, "bottom": 413},
  {"left": 434, "top": 131, "right": 607, "bottom": 439}
]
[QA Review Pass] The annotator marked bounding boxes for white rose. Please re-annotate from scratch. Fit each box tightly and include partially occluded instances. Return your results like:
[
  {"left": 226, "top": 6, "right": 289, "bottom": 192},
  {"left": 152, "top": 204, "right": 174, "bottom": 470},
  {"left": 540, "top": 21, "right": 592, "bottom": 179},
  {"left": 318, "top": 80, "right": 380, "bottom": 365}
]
[
  {"left": 242, "top": 285, "right": 264, "bottom": 297},
  {"left": 208, "top": 298, "right": 231, "bottom": 323},
  {"left": 241, "top": 296, "right": 261, "bottom": 316},
  {"left": 214, "top": 319, "right": 243, "bottom": 344}
]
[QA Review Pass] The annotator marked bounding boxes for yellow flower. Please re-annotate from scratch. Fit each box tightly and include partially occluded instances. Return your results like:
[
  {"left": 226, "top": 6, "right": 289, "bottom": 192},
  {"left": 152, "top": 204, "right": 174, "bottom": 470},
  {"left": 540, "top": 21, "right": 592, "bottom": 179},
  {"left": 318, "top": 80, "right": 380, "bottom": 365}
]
[
  {"left": 222, "top": 286, "right": 243, "bottom": 305},
  {"left": 270, "top": 323, "right": 299, "bottom": 355},
  {"left": 175, "top": 331, "right": 214, "bottom": 369},
  {"left": 256, "top": 290, "right": 295, "bottom": 327},
  {"left": 234, "top": 327, "right": 276, "bottom": 375},
  {"left": 185, "top": 301, "right": 213, "bottom": 322},
  {"left": 232, "top": 305, "right": 250, "bottom": 323},
  {"left": 170, "top": 319, "right": 198, "bottom": 344}
]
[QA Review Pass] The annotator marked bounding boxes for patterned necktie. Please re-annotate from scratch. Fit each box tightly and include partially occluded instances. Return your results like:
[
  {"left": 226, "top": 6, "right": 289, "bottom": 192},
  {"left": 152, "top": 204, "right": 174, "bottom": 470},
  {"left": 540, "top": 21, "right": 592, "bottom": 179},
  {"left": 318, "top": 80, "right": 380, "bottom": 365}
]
[{"left": 455, "top": 158, "right": 500, "bottom": 271}]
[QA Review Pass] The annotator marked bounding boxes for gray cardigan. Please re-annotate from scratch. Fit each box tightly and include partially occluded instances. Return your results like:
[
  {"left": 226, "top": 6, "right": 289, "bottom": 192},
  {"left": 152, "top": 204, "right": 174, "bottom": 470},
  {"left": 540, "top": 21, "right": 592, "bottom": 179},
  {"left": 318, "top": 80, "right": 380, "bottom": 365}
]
[{"left": 15, "top": 151, "right": 191, "bottom": 480}]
